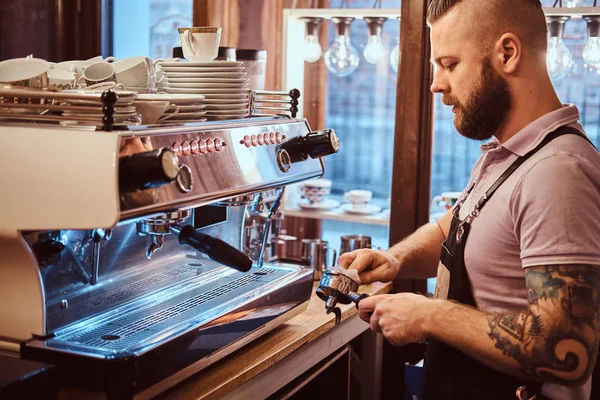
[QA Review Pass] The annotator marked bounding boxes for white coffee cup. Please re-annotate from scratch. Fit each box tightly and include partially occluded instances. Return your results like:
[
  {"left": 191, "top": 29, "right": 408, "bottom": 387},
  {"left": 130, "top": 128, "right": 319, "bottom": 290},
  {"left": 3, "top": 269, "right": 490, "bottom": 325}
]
[
  {"left": 0, "top": 57, "right": 50, "bottom": 88},
  {"left": 178, "top": 27, "right": 222, "bottom": 61},
  {"left": 299, "top": 179, "right": 332, "bottom": 204},
  {"left": 114, "top": 56, "right": 155, "bottom": 88},
  {"left": 344, "top": 190, "right": 373, "bottom": 209},
  {"left": 47, "top": 69, "right": 76, "bottom": 90},
  {"left": 431, "top": 191, "right": 462, "bottom": 212},
  {"left": 77, "top": 61, "right": 116, "bottom": 87}
]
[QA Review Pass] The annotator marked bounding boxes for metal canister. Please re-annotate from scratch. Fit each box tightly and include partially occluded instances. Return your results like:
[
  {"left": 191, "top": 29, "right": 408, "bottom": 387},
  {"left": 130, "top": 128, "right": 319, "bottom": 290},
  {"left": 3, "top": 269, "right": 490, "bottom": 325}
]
[{"left": 340, "top": 235, "right": 372, "bottom": 254}]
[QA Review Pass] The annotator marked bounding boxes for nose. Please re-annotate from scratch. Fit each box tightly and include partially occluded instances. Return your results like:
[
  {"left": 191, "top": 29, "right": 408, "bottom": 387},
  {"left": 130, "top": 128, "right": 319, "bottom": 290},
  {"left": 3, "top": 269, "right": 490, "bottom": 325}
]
[{"left": 430, "top": 69, "right": 449, "bottom": 94}]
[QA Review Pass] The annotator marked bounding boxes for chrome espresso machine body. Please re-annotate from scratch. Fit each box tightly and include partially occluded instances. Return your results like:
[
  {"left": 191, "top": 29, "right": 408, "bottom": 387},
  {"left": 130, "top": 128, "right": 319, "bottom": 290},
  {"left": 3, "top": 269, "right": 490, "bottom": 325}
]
[{"left": 0, "top": 112, "right": 338, "bottom": 397}]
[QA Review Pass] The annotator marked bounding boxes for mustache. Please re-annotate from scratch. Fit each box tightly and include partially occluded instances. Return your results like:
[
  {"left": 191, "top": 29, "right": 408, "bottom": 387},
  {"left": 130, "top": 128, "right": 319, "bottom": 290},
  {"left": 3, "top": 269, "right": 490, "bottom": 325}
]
[{"left": 442, "top": 96, "right": 459, "bottom": 107}]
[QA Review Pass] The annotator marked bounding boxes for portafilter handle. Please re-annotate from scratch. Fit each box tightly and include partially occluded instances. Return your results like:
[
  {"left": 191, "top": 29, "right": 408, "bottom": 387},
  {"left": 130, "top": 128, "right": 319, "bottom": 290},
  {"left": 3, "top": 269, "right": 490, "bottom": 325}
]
[
  {"left": 171, "top": 225, "right": 253, "bottom": 273},
  {"left": 348, "top": 292, "right": 370, "bottom": 309}
]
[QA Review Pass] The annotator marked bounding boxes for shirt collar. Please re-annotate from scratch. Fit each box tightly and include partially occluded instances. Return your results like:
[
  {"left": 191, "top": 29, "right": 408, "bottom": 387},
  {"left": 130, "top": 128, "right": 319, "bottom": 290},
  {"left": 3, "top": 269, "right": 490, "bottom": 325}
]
[{"left": 500, "top": 105, "right": 581, "bottom": 157}]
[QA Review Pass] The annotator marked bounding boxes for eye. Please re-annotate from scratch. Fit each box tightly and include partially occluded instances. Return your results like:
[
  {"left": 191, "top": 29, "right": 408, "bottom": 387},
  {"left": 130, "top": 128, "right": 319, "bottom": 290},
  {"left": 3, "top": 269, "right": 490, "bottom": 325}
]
[{"left": 445, "top": 62, "right": 457, "bottom": 71}]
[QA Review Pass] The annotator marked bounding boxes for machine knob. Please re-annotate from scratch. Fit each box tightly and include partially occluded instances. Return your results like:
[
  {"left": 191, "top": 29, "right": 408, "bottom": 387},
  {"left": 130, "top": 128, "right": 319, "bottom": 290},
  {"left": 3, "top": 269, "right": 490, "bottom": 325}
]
[
  {"left": 279, "top": 129, "right": 340, "bottom": 163},
  {"left": 119, "top": 148, "right": 180, "bottom": 192}
]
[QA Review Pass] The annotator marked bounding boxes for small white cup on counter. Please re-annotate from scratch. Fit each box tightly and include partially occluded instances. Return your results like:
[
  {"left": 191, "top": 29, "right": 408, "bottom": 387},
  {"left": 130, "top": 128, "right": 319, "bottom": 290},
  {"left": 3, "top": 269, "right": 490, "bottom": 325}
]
[
  {"left": 178, "top": 27, "right": 222, "bottom": 61},
  {"left": 299, "top": 179, "right": 332, "bottom": 204},
  {"left": 344, "top": 190, "right": 373, "bottom": 210}
]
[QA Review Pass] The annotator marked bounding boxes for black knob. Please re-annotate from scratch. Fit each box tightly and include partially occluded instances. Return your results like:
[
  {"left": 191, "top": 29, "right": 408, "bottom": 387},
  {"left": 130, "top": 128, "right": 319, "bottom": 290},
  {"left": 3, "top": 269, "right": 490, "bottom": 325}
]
[
  {"left": 279, "top": 129, "right": 340, "bottom": 163},
  {"left": 174, "top": 225, "right": 253, "bottom": 273},
  {"left": 119, "top": 148, "right": 180, "bottom": 192}
]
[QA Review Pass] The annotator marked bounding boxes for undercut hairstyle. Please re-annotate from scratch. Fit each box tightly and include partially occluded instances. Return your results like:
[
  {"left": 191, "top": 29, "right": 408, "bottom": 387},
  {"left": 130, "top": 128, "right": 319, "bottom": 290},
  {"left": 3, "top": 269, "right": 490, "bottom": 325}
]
[{"left": 427, "top": 0, "right": 548, "bottom": 55}]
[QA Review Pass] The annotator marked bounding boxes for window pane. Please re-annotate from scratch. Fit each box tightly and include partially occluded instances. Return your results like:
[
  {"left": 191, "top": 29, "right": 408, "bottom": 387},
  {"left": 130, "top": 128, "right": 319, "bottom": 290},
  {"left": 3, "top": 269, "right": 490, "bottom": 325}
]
[
  {"left": 112, "top": 0, "right": 192, "bottom": 59},
  {"left": 318, "top": 1, "right": 400, "bottom": 252}
]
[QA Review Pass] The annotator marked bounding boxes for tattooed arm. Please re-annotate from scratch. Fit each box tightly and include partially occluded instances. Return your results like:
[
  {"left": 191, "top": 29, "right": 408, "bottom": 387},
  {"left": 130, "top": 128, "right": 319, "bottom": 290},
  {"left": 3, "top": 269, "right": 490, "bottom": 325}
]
[{"left": 428, "top": 264, "right": 600, "bottom": 386}]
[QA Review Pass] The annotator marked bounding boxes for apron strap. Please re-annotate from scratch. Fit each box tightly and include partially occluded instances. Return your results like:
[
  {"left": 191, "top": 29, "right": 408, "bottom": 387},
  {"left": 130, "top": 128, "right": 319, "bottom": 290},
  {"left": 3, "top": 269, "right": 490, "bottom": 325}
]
[{"left": 471, "top": 126, "right": 595, "bottom": 216}]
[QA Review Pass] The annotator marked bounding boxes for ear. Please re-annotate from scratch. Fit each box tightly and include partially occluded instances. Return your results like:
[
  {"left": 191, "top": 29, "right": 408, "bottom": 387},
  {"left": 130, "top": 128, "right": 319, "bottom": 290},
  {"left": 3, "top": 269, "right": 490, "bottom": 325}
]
[{"left": 494, "top": 33, "right": 521, "bottom": 74}]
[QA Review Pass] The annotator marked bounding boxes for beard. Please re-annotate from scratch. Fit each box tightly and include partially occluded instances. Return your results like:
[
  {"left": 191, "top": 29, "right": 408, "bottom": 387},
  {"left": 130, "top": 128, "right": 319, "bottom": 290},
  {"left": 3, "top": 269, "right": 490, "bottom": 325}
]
[{"left": 442, "top": 57, "right": 512, "bottom": 141}]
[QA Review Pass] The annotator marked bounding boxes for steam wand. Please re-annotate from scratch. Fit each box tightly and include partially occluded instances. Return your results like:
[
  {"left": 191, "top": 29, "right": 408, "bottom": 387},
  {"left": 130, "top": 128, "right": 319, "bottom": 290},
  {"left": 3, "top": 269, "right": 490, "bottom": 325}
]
[{"left": 256, "top": 187, "right": 286, "bottom": 268}]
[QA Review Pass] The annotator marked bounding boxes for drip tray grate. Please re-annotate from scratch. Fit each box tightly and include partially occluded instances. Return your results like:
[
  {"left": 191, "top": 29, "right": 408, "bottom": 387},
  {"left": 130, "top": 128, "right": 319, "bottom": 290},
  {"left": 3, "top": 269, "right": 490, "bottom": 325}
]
[{"left": 54, "top": 268, "right": 286, "bottom": 353}]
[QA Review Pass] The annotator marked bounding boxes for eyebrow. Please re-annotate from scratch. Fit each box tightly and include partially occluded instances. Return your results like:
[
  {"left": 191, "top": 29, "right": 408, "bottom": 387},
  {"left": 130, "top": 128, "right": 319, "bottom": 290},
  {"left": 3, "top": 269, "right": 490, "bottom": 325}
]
[{"left": 431, "top": 56, "right": 457, "bottom": 66}]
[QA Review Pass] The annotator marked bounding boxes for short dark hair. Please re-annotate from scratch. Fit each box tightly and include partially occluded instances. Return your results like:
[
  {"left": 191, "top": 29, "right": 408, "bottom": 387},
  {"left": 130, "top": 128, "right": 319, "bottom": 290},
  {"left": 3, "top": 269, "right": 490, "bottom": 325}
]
[
  {"left": 426, "top": 0, "right": 547, "bottom": 54},
  {"left": 427, "top": 0, "right": 543, "bottom": 23}
]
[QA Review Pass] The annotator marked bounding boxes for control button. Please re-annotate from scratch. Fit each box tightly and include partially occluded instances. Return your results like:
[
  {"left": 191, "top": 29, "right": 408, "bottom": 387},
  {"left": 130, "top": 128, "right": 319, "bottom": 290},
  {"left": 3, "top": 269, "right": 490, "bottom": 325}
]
[
  {"left": 190, "top": 140, "right": 199, "bottom": 155},
  {"left": 206, "top": 138, "right": 215, "bottom": 153},
  {"left": 181, "top": 141, "right": 191, "bottom": 156},
  {"left": 176, "top": 164, "right": 194, "bottom": 193},
  {"left": 264, "top": 132, "right": 272, "bottom": 144},
  {"left": 270, "top": 132, "right": 277, "bottom": 144},
  {"left": 214, "top": 138, "right": 224, "bottom": 152},
  {"left": 242, "top": 135, "right": 251, "bottom": 148},
  {"left": 171, "top": 142, "right": 182, "bottom": 156},
  {"left": 199, "top": 140, "right": 208, "bottom": 154},
  {"left": 276, "top": 131, "right": 283, "bottom": 144},
  {"left": 276, "top": 149, "right": 292, "bottom": 173},
  {"left": 251, "top": 134, "right": 258, "bottom": 147},
  {"left": 257, "top": 134, "right": 264, "bottom": 146}
]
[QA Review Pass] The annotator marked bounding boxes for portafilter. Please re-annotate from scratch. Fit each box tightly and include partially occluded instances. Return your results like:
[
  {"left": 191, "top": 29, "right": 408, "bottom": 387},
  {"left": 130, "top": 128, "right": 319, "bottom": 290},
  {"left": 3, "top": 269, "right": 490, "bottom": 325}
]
[{"left": 315, "top": 270, "right": 369, "bottom": 325}]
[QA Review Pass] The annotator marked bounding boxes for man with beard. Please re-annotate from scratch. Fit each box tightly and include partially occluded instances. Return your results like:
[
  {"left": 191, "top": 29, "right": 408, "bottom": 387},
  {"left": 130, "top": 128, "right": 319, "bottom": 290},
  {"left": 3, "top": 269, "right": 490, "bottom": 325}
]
[{"left": 337, "top": 0, "right": 600, "bottom": 398}]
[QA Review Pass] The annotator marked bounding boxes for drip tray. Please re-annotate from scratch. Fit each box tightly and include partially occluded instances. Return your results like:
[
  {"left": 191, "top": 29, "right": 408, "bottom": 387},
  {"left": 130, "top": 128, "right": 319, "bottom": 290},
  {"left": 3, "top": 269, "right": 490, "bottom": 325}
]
[{"left": 38, "top": 264, "right": 306, "bottom": 358}]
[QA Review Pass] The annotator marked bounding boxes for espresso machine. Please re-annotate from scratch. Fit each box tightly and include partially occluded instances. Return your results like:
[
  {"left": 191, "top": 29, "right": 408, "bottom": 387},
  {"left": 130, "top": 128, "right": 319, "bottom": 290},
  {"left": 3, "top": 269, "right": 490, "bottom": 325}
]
[{"left": 0, "top": 105, "right": 339, "bottom": 397}]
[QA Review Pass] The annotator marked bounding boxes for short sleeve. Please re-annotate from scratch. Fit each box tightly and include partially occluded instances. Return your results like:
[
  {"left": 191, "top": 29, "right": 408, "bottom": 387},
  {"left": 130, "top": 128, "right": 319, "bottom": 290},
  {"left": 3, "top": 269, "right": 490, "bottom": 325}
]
[{"left": 510, "top": 153, "right": 600, "bottom": 267}]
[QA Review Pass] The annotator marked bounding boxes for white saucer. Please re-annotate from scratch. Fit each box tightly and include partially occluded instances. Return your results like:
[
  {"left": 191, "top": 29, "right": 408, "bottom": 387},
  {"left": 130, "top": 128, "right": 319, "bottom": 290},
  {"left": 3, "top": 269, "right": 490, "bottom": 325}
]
[
  {"left": 166, "top": 87, "right": 248, "bottom": 94},
  {"left": 164, "top": 71, "right": 247, "bottom": 78},
  {"left": 167, "top": 82, "right": 250, "bottom": 89},
  {"left": 159, "top": 61, "right": 243, "bottom": 68},
  {"left": 340, "top": 203, "right": 382, "bottom": 215},
  {"left": 136, "top": 93, "right": 205, "bottom": 104},
  {"left": 298, "top": 199, "right": 340, "bottom": 211},
  {"left": 167, "top": 77, "right": 248, "bottom": 83}
]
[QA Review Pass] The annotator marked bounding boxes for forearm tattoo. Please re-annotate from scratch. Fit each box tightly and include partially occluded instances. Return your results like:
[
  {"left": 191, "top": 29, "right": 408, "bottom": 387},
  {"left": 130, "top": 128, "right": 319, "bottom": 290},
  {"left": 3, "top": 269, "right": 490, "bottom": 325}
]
[{"left": 487, "top": 264, "right": 600, "bottom": 385}]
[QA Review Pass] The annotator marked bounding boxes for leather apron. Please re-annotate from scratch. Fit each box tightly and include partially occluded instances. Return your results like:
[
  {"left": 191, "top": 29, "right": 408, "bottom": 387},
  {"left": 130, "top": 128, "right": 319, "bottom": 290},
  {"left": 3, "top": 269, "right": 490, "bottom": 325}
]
[{"left": 421, "top": 127, "right": 596, "bottom": 400}]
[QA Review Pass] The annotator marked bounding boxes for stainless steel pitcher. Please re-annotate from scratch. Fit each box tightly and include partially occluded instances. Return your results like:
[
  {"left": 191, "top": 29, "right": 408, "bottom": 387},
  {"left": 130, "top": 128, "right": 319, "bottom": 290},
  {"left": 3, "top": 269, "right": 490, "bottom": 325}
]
[
  {"left": 340, "top": 235, "right": 372, "bottom": 254},
  {"left": 301, "top": 239, "right": 337, "bottom": 281}
]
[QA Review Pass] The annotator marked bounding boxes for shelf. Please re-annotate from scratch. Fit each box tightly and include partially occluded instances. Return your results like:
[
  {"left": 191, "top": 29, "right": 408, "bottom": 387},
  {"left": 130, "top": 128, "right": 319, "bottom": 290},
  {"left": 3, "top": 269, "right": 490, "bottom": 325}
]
[
  {"left": 283, "top": 206, "right": 390, "bottom": 226},
  {"left": 285, "top": 6, "right": 600, "bottom": 19}
]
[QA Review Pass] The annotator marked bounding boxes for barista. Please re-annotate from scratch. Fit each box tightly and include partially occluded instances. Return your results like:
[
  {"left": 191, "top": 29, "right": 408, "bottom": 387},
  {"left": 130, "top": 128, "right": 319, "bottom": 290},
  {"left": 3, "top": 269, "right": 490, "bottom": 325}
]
[{"left": 338, "top": 0, "right": 600, "bottom": 399}]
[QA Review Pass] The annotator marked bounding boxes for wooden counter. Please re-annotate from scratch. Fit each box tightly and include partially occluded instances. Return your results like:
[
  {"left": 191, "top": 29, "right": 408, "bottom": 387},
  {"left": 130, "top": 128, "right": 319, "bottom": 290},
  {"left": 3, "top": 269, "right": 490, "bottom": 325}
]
[{"left": 148, "top": 281, "right": 392, "bottom": 400}]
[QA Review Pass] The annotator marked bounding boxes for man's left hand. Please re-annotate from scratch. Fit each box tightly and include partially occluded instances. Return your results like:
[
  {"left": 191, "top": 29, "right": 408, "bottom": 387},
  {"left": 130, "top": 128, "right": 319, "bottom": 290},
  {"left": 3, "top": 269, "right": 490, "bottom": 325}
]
[{"left": 358, "top": 293, "right": 435, "bottom": 346}]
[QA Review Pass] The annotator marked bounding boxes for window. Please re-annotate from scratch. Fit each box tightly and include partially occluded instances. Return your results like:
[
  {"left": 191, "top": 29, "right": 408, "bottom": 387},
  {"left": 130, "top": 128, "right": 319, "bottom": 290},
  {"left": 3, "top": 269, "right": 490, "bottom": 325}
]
[
  {"left": 111, "top": 0, "right": 193, "bottom": 59},
  {"left": 317, "top": 1, "right": 401, "bottom": 253}
]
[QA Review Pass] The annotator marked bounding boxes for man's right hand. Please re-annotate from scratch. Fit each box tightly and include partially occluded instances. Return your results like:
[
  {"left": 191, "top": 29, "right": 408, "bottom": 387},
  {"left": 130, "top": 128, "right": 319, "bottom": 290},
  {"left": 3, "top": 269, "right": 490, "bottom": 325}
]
[{"left": 337, "top": 249, "right": 400, "bottom": 284}]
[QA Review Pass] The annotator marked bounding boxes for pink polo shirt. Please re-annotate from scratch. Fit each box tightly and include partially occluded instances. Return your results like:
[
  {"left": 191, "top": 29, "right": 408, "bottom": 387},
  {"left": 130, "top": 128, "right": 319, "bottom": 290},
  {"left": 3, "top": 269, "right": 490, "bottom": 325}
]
[{"left": 457, "top": 105, "right": 600, "bottom": 399}]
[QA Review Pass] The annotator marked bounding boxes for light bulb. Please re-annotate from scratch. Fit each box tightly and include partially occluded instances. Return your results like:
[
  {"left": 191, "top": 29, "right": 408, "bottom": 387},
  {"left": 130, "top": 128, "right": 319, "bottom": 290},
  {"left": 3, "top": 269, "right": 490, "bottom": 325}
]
[
  {"left": 547, "top": 37, "right": 572, "bottom": 81},
  {"left": 363, "top": 17, "right": 387, "bottom": 65},
  {"left": 364, "top": 35, "right": 386, "bottom": 64},
  {"left": 301, "top": 17, "right": 323, "bottom": 63},
  {"left": 584, "top": 16, "right": 600, "bottom": 72},
  {"left": 304, "top": 35, "right": 323, "bottom": 63},
  {"left": 325, "top": 36, "right": 360, "bottom": 77},
  {"left": 390, "top": 38, "right": 400, "bottom": 73},
  {"left": 583, "top": 37, "right": 600, "bottom": 70},
  {"left": 546, "top": 16, "right": 572, "bottom": 81}
]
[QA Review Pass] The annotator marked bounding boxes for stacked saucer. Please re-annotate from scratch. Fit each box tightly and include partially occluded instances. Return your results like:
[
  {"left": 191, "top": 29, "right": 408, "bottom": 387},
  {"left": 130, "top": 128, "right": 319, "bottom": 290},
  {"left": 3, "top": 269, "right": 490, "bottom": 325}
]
[
  {"left": 159, "top": 61, "right": 250, "bottom": 120},
  {"left": 136, "top": 93, "right": 207, "bottom": 123}
]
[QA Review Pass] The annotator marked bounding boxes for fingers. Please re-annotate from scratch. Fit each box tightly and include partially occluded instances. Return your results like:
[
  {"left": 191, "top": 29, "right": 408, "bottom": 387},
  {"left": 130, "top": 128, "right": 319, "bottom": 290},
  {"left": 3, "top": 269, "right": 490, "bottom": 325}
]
[
  {"left": 336, "top": 251, "right": 357, "bottom": 269},
  {"left": 358, "top": 295, "right": 377, "bottom": 312},
  {"left": 346, "top": 250, "right": 375, "bottom": 273}
]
